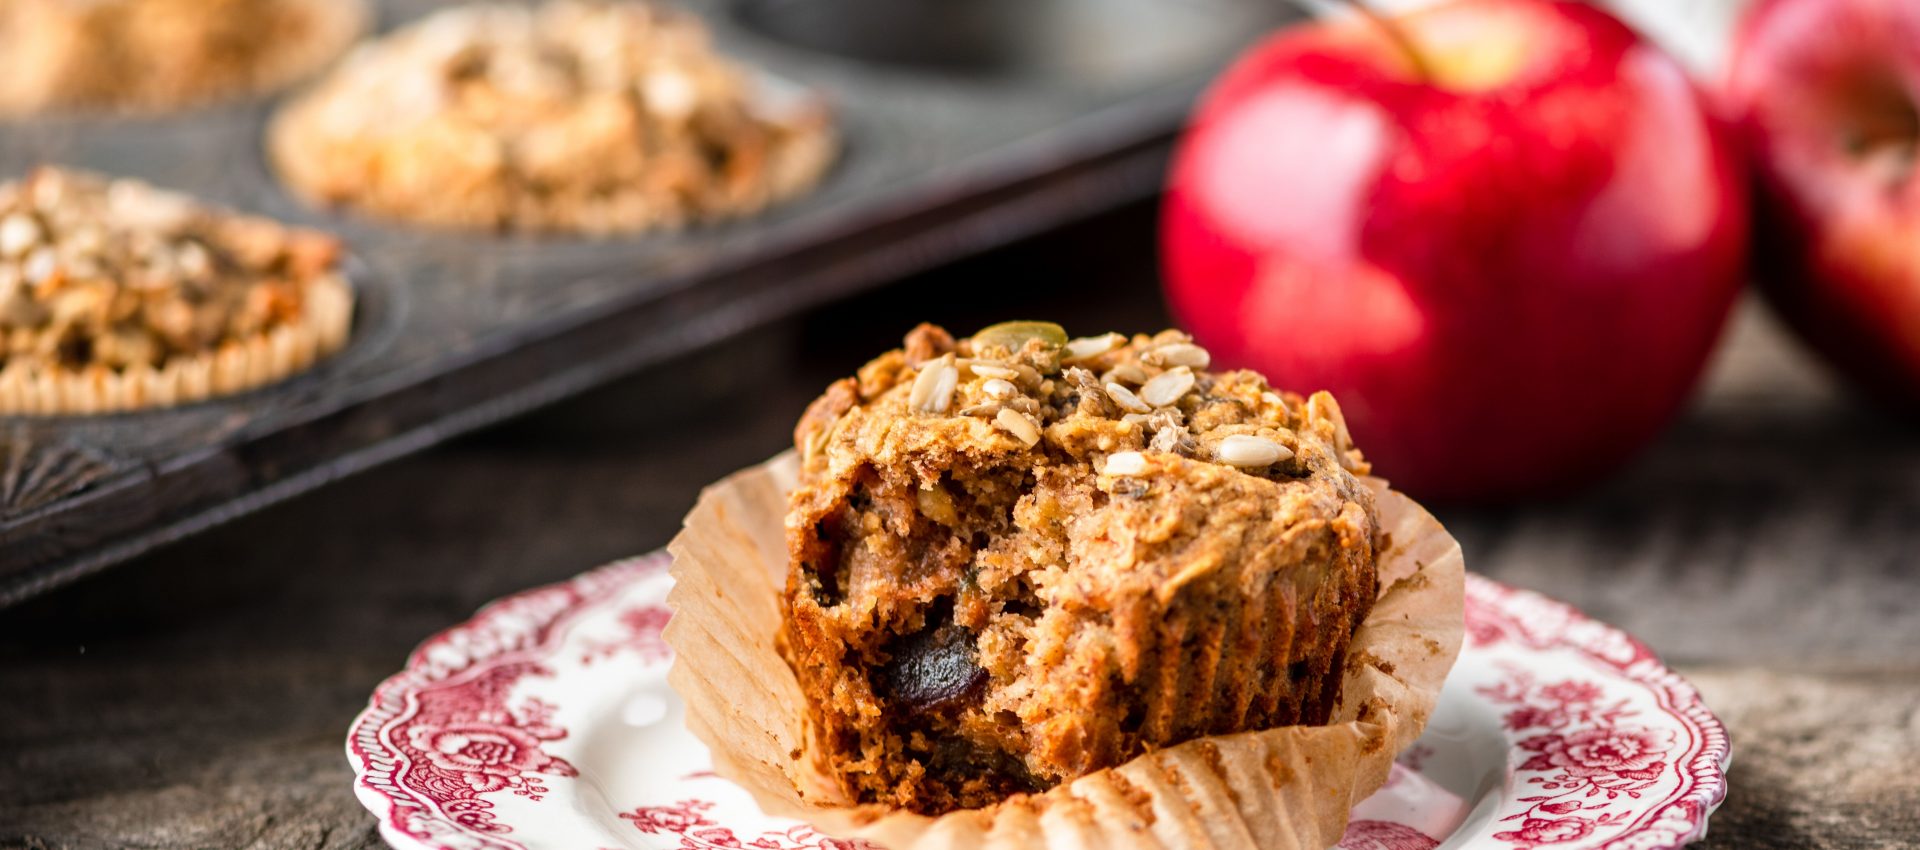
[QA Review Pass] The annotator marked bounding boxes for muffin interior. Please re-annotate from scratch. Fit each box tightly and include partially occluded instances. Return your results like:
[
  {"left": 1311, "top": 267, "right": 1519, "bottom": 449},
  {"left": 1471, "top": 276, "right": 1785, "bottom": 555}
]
[{"left": 793, "top": 451, "right": 1055, "bottom": 807}]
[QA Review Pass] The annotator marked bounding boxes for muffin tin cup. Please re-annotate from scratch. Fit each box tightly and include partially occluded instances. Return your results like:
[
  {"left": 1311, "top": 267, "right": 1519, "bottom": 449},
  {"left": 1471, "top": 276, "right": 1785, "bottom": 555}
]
[
  {"left": 665, "top": 452, "right": 1465, "bottom": 850},
  {"left": 0, "top": 272, "right": 354, "bottom": 416},
  {"left": 0, "top": 0, "right": 1295, "bottom": 604}
]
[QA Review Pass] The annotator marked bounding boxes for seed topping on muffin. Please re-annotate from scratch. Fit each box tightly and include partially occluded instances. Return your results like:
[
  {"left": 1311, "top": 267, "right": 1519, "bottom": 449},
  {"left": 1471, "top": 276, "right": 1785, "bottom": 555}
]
[
  {"left": 0, "top": 167, "right": 353, "bottom": 414},
  {"left": 0, "top": 0, "right": 367, "bottom": 115},
  {"left": 269, "top": 0, "right": 836, "bottom": 233}
]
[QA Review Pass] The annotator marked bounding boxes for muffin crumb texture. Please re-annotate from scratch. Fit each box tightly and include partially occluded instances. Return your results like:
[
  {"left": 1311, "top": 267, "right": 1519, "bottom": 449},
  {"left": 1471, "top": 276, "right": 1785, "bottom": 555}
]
[
  {"left": 0, "top": 167, "right": 353, "bottom": 414},
  {"left": 782, "top": 322, "right": 1380, "bottom": 814},
  {"left": 270, "top": 0, "right": 836, "bottom": 234}
]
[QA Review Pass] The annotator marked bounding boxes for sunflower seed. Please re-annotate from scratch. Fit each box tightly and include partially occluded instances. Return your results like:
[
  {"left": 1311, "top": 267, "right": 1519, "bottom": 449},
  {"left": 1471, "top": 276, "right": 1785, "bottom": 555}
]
[
  {"left": 176, "top": 241, "right": 212, "bottom": 278},
  {"left": 0, "top": 214, "right": 41, "bottom": 258},
  {"left": 1064, "top": 332, "right": 1124, "bottom": 361},
  {"left": 958, "top": 403, "right": 1001, "bottom": 418},
  {"left": 1306, "top": 391, "right": 1351, "bottom": 449},
  {"left": 1103, "top": 451, "right": 1147, "bottom": 476},
  {"left": 22, "top": 246, "right": 58, "bottom": 284},
  {"left": 1145, "top": 342, "right": 1210, "bottom": 369},
  {"left": 643, "top": 69, "right": 698, "bottom": 120},
  {"left": 1140, "top": 367, "right": 1196, "bottom": 407},
  {"left": 1102, "top": 362, "right": 1149, "bottom": 386},
  {"left": 1122, "top": 412, "right": 1153, "bottom": 425},
  {"left": 982, "top": 378, "right": 1017, "bottom": 400},
  {"left": 27, "top": 170, "right": 65, "bottom": 210},
  {"left": 1106, "top": 382, "right": 1152, "bottom": 414},
  {"left": 60, "top": 224, "right": 105, "bottom": 260},
  {"left": 909, "top": 356, "right": 959, "bottom": 413},
  {"left": 1216, "top": 435, "right": 1292, "bottom": 468},
  {"left": 970, "top": 362, "right": 1019, "bottom": 380},
  {"left": 929, "top": 363, "right": 959, "bottom": 413},
  {"left": 108, "top": 180, "right": 193, "bottom": 231},
  {"left": 994, "top": 408, "right": 1041, "bottom": 447}
]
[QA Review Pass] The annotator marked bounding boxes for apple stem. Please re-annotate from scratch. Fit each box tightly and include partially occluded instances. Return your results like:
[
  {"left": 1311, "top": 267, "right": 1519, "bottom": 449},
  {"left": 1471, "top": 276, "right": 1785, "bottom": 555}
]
[{"left": 1292, "top": 0, "right": 1434, "bottom": 83}]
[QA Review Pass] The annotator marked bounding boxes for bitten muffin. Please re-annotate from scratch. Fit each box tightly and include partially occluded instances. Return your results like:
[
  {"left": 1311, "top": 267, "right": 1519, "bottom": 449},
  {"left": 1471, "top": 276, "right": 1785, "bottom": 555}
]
[
  {"left": 0, "top": 0, "right": 367, "bottom": 115},
  {"left": 782, "top": 322, "right": 1380, "bottom": 815},
  {"left": 269, "top": 0, "right": 836, "bottom": 234},
  {"left": 0, "top": 167, "right": 354, "bottom": 414}
]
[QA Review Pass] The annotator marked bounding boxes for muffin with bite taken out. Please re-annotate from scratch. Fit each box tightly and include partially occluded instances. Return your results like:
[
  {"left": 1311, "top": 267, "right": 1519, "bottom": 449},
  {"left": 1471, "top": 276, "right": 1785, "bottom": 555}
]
[{"left": 781, "top": 320, "right": 1379, "bottom": 814}]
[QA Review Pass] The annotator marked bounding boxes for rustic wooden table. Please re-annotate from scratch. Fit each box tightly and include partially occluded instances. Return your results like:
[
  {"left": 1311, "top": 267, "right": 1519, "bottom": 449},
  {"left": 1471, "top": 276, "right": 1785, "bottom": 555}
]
[{"left": 2, "top": 203, "right": 1915, "bottom": 849}]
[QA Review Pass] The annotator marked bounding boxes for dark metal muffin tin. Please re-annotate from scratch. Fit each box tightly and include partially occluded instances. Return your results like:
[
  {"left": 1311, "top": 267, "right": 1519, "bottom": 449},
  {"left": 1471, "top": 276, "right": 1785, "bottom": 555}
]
[{"left": 0, "top": 0, "right": 1294, "bottom": 604}]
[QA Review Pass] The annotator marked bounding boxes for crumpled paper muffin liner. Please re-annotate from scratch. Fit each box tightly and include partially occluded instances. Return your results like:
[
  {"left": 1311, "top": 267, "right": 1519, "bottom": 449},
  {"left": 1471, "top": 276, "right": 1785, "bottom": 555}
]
[
  {"left": 666, "top": 451, "right": 1463, "bottom": 850},
  {"left": 0, "top": 272, "right": 353, "bottom": 415}
]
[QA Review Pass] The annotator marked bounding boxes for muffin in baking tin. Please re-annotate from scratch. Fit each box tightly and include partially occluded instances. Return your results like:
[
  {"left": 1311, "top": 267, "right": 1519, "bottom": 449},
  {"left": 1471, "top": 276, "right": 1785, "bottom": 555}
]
[
  {"left": 0, "top": 0, "right": 367, "bottom": 115},
  {"left": 269, "top": 0, "right": 836, "bottom": 234},
  {"left": 0, "top": 167, "right": 354, "bottom": 414},
  {"left": 781, "top": 321, "right": 1380, "bottom": 814}
]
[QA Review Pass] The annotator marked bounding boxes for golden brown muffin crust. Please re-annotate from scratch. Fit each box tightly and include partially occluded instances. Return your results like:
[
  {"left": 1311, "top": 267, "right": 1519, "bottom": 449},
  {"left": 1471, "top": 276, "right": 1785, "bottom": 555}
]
[
  {"left": 0, "top": 167, "right": 353, "bottom": 414},
  {"left": 269, "top": 0, "right": 835, "bottom": 234},
  {"left": 0, "top": 0, "right": 366, "bottom": 115},
  {"left": 783, "top": 322, "right": 1378, "bottom": 814}
]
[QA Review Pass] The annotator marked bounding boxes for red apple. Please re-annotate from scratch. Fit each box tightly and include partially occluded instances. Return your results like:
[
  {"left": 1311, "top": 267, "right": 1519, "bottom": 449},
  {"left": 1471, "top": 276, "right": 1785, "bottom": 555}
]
[
  {"left": 1727, "top": 0, "right": 1920, "bottom": 413},
  {"left": 1161, "top": 0, "right": 1747, "bottom": 502}
]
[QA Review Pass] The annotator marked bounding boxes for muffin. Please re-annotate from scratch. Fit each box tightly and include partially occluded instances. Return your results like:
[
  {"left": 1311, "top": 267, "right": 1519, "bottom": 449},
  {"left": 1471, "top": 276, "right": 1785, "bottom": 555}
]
[
  {"left": 0, "top": 0, "right": 367, "bottom": 115},
  {"left": 268, "top": 0, "right": 836, "bottom": 234},
  {"left": 0, "top": 167, "right": 354, "bottom": 414},
  {"left": 781, "top": 321, "right": 1380, "bottom": 814}
]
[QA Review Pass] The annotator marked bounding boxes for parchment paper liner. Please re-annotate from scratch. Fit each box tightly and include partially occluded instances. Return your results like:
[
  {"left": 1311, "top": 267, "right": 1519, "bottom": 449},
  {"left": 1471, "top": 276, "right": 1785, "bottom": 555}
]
[
  {"left": 667, "top": 452, "right": 1464, "bottom": 850},
  {"left": 0, "top": 272, "right": 353, "bottom": 415}
]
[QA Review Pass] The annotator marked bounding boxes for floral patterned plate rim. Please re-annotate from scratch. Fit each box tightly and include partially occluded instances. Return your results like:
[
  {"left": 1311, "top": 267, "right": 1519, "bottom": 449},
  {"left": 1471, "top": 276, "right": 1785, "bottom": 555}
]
[{"left": 347, "top": 552, "right": 1730, "bottom": 850}]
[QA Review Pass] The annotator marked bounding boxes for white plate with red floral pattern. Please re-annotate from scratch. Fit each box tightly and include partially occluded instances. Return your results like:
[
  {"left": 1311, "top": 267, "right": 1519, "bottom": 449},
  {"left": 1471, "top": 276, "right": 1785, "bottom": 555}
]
[{"left": 347, "top": 552, "right": 1729, "bottom": 850}]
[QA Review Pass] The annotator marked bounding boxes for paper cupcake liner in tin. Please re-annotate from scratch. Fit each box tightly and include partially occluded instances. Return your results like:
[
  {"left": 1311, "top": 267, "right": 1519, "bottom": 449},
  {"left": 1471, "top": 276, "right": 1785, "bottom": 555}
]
[
  {"left": 0, "top": 272, "right": 354, "bottom": 415},
  {"left": 665, "top": 452, "right": 1466, "bottom": 850}
]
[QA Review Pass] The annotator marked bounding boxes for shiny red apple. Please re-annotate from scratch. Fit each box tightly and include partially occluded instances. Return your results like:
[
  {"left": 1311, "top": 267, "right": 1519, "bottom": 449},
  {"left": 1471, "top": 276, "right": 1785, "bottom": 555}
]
[
  {"left": 1727, "top": 0, "right": 1920, "bottom": 413},
  {"left": 1161, "top": 0, "right": 1748, "bottom": 502}
]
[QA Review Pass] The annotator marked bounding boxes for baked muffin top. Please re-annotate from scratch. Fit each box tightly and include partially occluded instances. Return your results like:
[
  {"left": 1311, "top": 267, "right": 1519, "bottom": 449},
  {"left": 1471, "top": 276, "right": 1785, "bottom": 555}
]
[
  {"left": 0, "top": 0, "right": 366, "bottom": 115},
  {"left": 270, "top": 0, "right": 835, "bottom": 233},
  {"left": 795, "top": 321, "right": 1372, "bottom": 519},
  {"left": 0, "top": 167, "right": 347, "bottom": 374}
]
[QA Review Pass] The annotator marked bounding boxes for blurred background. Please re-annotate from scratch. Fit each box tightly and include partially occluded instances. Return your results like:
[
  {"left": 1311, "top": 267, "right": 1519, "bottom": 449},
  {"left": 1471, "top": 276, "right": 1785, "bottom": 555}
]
[{"left": 3, "top": 0, "right": 1919, "bottom": 847}]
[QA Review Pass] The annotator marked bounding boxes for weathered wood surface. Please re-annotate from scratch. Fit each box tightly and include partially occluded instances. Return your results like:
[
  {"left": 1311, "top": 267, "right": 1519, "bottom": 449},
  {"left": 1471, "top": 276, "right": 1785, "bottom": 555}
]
[{"left": 3, "top": 205, "right": 1916, "bottom": 848}]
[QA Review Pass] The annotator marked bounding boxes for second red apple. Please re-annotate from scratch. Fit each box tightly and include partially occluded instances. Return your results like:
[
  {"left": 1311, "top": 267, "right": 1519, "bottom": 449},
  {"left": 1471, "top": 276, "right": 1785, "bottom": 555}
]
[{"left": 1727, "top": 0, "right": 1920, "bottom": 413}]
